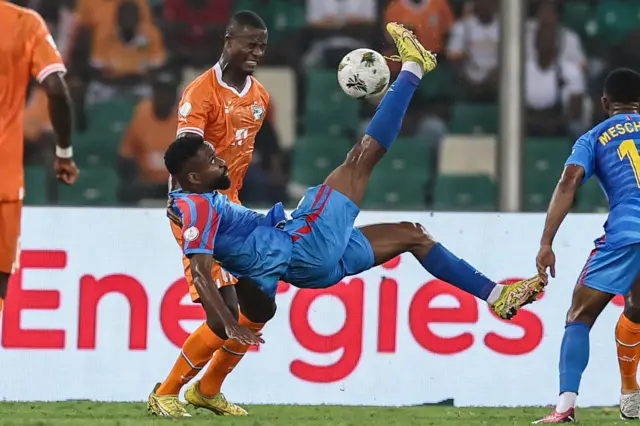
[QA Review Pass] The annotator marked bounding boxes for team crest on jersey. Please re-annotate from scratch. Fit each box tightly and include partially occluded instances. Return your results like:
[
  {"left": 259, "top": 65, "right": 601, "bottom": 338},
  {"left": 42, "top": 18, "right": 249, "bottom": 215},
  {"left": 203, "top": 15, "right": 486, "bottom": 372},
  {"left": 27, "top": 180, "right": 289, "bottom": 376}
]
[
  {"left": 252, "top": 105, "right": 265, "bottom": 120},
  {"left": 179, "top": 102, "right": 192, "bottom": 118},
  {"left": 184, "top": 226, "right": 199, "bottom": 242}
]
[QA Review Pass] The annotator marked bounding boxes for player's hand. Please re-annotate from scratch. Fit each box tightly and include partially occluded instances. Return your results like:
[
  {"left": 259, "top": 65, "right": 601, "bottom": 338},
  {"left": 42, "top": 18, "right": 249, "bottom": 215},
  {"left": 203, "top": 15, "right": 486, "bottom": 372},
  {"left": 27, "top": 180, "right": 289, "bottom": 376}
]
[
  {"left": 536, "top": 244, "right": 556, "bottom": 285},
  {"left": 225, "top": 323, "right": 264, "bottom": 346},
  {"left": 166, "top": 197, "right": 182, "bottom": 226},
  {"left": 54, "top": 158, "right": 79, "bottom": 185}
]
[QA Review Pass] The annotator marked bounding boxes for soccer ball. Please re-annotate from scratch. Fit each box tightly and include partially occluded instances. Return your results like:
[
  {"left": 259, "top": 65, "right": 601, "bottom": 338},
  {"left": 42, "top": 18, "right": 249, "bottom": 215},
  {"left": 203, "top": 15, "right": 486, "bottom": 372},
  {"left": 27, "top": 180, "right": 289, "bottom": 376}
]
[{"left": 337, "top": 48, "right": 390, "bottom": 99}]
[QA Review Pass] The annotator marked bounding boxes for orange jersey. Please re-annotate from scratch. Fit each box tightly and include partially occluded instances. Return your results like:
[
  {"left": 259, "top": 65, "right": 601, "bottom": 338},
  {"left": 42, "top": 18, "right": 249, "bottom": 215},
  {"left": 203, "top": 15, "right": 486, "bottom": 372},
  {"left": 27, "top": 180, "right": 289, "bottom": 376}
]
[
  {"left": 0, "top": 2, "right": 66, "bottom": 202},
  {"left": 176, "top": 63, "right": 270, "bottom": 202}
]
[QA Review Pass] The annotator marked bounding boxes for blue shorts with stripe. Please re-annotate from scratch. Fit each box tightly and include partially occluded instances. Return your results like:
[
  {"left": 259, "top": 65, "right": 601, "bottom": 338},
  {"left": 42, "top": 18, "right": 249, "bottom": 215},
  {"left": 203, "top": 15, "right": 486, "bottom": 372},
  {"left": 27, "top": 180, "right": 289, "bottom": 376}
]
[
  {"left": 282, "top": 185, "right": 375, "bottom": 289},
  {"left": 579, "top": 236, "right": 640, "bottom": 295}
]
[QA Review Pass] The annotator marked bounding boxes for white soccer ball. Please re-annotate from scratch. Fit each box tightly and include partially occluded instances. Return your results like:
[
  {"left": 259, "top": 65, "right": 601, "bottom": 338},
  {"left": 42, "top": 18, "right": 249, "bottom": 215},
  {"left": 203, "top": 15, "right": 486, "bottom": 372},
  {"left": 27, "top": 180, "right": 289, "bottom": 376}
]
[{"left": 337, "top": 48, "right": 391, "bottom": 99}]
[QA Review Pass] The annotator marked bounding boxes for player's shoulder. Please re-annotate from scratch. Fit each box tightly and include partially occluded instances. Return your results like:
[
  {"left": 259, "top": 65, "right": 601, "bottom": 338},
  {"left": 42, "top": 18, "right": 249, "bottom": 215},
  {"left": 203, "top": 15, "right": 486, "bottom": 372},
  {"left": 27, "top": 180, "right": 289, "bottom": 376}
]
[
  {"left": 183, "top": 68, "right": 216, "bottom": 96},
  {"left": 1, "top": 2, "right": 43, "bottom": 30}
]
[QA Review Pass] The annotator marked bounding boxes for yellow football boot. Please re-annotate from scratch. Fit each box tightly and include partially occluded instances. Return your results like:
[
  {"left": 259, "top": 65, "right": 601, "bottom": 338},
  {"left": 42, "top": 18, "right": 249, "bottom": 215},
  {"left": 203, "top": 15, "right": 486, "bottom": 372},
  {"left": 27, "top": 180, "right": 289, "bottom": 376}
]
[
  {"left": 185, "top": 380, "right": 248, "bottom": 416},
  {"left": 385, "top": 22, "right": 437, "bottom": 73},
  {"left": 491, "top": 276, "right": 546, "bottom": 320},
  {"left": 147, "top": 383, "right": 191, "bottom": 418}
]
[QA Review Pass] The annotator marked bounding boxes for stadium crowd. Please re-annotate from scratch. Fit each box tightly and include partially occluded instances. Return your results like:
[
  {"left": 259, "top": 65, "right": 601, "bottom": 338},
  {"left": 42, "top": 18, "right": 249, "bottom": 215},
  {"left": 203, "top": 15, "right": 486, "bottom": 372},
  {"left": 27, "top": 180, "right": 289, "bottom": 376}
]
[{"left": 13, "top": 0, "right": 640, "bottom": 210}]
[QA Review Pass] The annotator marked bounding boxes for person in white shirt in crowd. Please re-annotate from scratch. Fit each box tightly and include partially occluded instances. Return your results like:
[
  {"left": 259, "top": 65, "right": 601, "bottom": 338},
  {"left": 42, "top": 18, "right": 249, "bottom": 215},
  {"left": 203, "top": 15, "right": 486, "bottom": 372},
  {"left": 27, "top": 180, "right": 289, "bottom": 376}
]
[
  {"left": 446, "top": 0, "right": 500, "bottom": 102},
  {"left": 525, "top": 20, "right": 586, "bottom": 138},
  {"left": 526, "top": 0, "right": 586, "bottom": 69}
]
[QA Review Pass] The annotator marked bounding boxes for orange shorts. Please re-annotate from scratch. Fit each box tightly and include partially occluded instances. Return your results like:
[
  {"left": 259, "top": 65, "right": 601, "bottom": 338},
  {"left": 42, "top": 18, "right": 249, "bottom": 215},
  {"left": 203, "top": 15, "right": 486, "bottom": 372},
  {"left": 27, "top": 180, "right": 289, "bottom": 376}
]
[
  {"left": 0, "top": 201, "right": 22, "bottom": 274},
  {"left": 170, "top": 219, "right": 237, "bottom": 303}
]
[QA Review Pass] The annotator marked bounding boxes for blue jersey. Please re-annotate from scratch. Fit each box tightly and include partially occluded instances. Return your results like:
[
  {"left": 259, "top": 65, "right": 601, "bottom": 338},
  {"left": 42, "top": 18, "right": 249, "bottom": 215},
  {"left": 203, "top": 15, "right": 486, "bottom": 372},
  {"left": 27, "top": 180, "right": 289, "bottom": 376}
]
[
  {"left": 566, "top": 113, "right": 640, "bottom": 249},
  {"left": 169, "top": 190, "right": 292, "bottom": 294}
]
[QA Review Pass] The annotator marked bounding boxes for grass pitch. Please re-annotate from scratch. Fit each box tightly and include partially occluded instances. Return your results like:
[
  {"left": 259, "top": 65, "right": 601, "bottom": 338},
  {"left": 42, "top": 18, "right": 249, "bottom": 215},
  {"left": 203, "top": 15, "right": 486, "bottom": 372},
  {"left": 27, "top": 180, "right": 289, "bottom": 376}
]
[{"left": 0, "top": 402, "right": 628, "bottom": 425}]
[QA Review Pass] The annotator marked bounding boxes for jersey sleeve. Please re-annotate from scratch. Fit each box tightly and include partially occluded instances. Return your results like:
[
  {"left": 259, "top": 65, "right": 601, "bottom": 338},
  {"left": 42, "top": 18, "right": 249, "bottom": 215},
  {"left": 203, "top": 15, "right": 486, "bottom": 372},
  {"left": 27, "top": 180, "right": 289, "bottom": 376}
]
[
  {"left": 176, "top": 77, "right": 214, "bottom": 139},
  {"left": 29, "top": 12, "right": 67, "bottom": 83},
  {"left": 173, "top": 194, "right": 220, "bottom": 256},
  {"left": 565, "top": 133, "right": 596, "bottom": 184}
]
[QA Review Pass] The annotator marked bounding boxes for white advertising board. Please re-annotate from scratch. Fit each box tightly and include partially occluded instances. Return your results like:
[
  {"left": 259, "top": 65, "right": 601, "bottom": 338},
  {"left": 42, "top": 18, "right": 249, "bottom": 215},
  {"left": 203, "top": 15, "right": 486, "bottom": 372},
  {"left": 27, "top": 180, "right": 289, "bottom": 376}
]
[{"left": 0, "top": 209, "right": 625, "bottom": 407}]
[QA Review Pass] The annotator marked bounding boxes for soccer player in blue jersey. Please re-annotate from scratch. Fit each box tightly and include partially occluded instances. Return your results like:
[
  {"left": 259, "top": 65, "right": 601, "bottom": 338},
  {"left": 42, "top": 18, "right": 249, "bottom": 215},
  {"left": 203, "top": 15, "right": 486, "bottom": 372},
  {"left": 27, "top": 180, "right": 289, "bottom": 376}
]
[
  {"left": 534, "top": 68, "right": 640, "bottom": 424},
  {"left": 163, "top": 24, "right": 544, "bottom": 401}
]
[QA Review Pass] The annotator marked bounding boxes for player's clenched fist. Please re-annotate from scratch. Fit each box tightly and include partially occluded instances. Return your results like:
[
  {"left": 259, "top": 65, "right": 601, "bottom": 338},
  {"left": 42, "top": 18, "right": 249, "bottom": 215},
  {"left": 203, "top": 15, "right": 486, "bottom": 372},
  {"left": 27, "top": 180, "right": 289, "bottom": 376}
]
[
  {"left": 536, "top": 244, "right": 556, "bottom": 285},
  {"left": 54, "top": 158, "right": 79, "bottom": 185}
]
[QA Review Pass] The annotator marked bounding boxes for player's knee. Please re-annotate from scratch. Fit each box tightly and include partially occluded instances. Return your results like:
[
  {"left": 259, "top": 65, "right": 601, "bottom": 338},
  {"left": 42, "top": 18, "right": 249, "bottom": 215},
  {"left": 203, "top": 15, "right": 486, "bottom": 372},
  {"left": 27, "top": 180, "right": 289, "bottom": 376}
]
[
  {"left": 205, "top": 319, "right": 229, "bottom": 340},
  {"left": 624, "top": 297, "right": 640, "bottom": 323},
  {"left": 565, "top": 304, "right": 599, "bottom": 327},
  {"left": 400, "top": 222, "right": 437, "bottom": 255}
]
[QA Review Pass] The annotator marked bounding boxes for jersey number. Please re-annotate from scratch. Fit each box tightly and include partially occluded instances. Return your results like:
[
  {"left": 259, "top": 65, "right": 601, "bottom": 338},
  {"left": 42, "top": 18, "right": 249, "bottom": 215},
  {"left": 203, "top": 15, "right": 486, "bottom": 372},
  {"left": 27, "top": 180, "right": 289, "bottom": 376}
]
[
  {"left": 618, "top": 139, "right": 640, "bottom": 187},
  {"left": 234, "top": 129, "right": 248, "bottom": 146}
]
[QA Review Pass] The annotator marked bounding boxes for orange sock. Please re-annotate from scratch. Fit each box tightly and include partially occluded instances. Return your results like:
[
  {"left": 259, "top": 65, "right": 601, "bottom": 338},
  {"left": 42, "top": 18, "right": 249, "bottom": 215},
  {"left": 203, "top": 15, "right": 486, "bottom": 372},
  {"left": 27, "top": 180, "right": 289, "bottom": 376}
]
[
  {"left": 156, "top": 322, "right": 225, "bottom": 395},
  {"left": 198, "top": 312, "right": 265, "bottom": 397},
  {"left": 616, "top": 313, "right": 640, "bottom": 393}
]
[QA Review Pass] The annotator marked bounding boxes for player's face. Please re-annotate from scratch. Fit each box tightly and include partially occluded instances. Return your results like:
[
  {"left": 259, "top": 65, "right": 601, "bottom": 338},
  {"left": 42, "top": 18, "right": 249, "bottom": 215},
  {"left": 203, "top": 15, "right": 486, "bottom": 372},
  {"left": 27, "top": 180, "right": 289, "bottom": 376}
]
[
  {"left": 192, "top": 144, "right": 231, "bottom": 192},
  {"left": 225, "top": 28, "right": 268, "bottom": 74}
]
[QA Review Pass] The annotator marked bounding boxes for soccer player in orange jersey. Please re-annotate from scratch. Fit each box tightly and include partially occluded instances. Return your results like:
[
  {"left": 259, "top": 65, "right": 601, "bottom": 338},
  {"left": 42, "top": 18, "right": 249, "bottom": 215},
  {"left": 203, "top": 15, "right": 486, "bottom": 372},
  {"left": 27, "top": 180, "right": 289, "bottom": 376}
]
[
  {"left": 148, "top": 11, "right": 270, "bottom": 417},
  {"left": 0, "top": 2, "right": 79, "bottom": 316}
]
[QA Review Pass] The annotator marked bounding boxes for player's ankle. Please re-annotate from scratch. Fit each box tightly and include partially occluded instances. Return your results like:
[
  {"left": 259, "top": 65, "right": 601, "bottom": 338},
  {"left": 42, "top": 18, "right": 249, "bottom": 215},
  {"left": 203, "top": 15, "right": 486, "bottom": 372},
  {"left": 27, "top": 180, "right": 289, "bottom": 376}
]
[
  {"left": 486, "top": 284, "right": 504, "bottom": 305},
  {"left": 401, "top": 61, "right": 423, "bottom": 79}
]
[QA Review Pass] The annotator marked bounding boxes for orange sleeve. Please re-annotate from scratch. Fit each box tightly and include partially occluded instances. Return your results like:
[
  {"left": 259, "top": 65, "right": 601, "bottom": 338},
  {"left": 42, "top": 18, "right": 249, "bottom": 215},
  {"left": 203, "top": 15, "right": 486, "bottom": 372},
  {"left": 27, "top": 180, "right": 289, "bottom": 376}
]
[
  {"left": 28, "top": 11, "right": 67, "bottom": 83},
  {"left": 176, "top": 76, "right": 215, "bottom": 139}
]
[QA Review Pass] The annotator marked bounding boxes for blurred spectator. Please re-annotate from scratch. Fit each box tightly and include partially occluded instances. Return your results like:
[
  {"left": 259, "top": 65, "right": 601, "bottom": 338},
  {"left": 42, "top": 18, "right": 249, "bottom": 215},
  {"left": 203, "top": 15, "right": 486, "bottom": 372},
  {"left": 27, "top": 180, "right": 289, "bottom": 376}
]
[
  {"left": 525, "top": 23, "right": 585, "bottom": 138},
  {"left": 240, "top": 118, "right": 288, "bottom": 206},
  {"left": 87, "top": 0, "right": 166, "bottom": 104},
  {"left": 162, "top": 0, "right": 229, "bottom": 67},
  {"left": 447, "top": 0, "right": 500, "bottom": 101},
  {"left": 118, "top": 70, "right": 179, "bottom": 204},
  {"left": 76, "top": 0, "right": 152, "bottom": 34},
  {"left": 307, "top": 0, "right": 376, "bottom": 28},
  {"left": 303, "top": 0, "right": 377, "bottom": 70},
  {"left": 384, "top": 0, "right": 455, "bottom": 54},
  {"left": 526, "top": 0, "right": 586, "bottom": 69},
  {"left": 33, "top": 0, "right": 77, "bottom": 62}
]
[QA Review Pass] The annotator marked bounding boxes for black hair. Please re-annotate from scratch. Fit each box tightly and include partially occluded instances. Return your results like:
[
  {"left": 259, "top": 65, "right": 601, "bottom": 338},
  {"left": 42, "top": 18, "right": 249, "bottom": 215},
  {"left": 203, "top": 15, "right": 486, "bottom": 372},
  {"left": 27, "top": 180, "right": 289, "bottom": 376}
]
[
  {"left": 164, "top": 136, "right": 203, "bottom": 176},
  {"left": 227, "top": 10, "right": 267, "bottom": 32},
  {"left": 604, "top": 68, "right": 640, "bottom": 104}
]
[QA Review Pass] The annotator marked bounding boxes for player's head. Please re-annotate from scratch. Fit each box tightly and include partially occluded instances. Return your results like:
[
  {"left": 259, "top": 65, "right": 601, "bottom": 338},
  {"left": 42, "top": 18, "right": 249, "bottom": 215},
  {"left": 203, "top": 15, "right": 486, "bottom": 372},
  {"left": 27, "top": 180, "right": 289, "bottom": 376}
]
[
  {"left": 117, "top": 0, "right": 140, "bottom": 33},
  {"left": 165, "top": 136, "right": 231, "bottom": 193},
  {"left": 602, "top": 68, "right": 640, "bottom": 115},
  {"left": 223, "top": 11, "right": 268, "bottom": 75}
]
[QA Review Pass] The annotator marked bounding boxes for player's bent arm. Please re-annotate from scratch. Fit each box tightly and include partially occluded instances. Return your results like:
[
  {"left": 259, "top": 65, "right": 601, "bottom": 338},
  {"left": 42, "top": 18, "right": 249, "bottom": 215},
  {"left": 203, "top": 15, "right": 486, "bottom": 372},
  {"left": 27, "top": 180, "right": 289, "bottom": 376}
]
[
  {"left": 540, "top": 164, "right": 585, "bottom": 246},
  {"left": 41, "top": 72, "right": 72, "bottom": 150},
  {"left": 189, "top": 253, "right": 238, "bottom": 330}
]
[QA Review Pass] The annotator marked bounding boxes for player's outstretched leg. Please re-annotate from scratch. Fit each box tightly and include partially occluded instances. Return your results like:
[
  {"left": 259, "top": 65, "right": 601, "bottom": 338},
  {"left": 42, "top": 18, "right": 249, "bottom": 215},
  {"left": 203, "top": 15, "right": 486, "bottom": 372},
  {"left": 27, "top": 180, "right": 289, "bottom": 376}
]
[
  {"left": 322, "top": 23, "right": 437, "bottom": 207},
  {"left": 533, "top": 284, "right": 614, "bottom": 424},
  {"left": 357, "top": 223, "right": 544, "bottom": 319},
  {"left": 617, "top": 283, "right": 640, "bottom": 420}
]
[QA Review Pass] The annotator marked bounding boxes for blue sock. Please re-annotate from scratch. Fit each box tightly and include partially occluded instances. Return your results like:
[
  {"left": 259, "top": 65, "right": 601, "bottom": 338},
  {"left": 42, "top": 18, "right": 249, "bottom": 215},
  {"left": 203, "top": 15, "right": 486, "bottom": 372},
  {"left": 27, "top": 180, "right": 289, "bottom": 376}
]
[
  {"left": 365, "top": 70, "right": 421, "bottom": 151},
  {"left": 559, "top": 322, "right": 590, "bottom": 394},
  {"left": 419, "top": 243, "right": 496, "bottom": 300}
]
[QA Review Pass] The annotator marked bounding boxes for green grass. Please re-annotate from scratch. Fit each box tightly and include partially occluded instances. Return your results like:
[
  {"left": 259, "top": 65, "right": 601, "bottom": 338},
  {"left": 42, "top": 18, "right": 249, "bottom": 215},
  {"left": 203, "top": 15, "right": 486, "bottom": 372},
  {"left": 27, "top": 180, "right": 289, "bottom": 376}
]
[{"left": 0, "top": 402, "right": 630, "bottom": 425}]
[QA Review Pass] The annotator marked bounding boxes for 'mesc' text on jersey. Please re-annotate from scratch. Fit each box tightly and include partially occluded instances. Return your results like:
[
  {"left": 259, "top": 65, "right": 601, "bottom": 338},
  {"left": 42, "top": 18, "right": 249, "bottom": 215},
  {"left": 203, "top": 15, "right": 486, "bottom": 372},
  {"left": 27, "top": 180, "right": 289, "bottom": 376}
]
[{"left": 566, "top": 113, "right": 640, "bottom": 249}]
